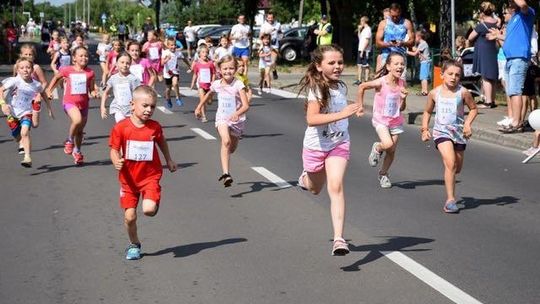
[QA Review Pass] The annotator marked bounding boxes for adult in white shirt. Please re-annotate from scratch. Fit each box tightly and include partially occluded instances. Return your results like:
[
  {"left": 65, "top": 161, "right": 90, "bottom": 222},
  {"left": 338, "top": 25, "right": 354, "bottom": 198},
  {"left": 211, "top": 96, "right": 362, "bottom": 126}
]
[
  {"left": 355, "top": 16, "right": 372, "bottom": 85},
  {"left": 183, "top": 20, "right": 197, "bottom": 60},
  {"left": 231, "top": 15, "right": 251, "bottom": 73},
  {"left": 260, "top": 11, "right": 282, "bottom": 79}
]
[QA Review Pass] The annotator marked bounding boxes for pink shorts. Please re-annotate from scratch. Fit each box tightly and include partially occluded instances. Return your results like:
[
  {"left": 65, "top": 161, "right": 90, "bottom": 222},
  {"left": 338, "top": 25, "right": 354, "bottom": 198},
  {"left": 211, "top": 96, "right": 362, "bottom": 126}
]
[
  {"left": 63, "top": 103, "right": 89, "bottom": 117},
  {"left": 302, "top": 141, "right": 350, "bottom": 173}
]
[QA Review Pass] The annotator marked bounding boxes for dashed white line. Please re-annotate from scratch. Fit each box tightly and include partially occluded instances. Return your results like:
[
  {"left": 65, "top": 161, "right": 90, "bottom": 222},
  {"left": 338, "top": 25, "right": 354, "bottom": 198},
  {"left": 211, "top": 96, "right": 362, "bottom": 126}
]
[
  {"left": 383, "top": 251, "right": 483, "bottom": 304},
  {"left": 157, "top": 106, "right": 173, "bottom": 114},
  {"left": 265, "top": 87, "right": 304, "bottom": 99},
  {"left": 191, "top": 128, "right": 216, "bottom": 140},
  {"left": 251, "top": 167, "right": 292, "bottom": 189}
]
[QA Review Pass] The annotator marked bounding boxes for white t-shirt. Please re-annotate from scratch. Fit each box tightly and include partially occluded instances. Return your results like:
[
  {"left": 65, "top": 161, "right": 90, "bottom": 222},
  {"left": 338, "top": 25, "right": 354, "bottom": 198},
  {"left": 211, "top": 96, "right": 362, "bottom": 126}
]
[
  {"left": 210, "top": 79, "right": 246, "bottom": 123},
  {"left": 106, "top": 73, "right": 140, "bottom": 115},
  {"left": 231, "top": 24, "right": 250, "bottom": 49},
  {"left": 97, "top": 43, "right": 112, "bottom": 62},
  {"left": 161, "top": 49, "right": 184, "bottom": 78},
  {"left": 358, "top": 26, "right": 372, "bottom": 52},
  {"left": 260, "top": 21, "right": 282, "bottom": 47},
  {"left": 184, "top": 25, "right": 196, "bottom": 42},
  {"left": 214, "top": 46, "right": 232, "bottom": 60},
  {"left": 1, "top": 76, "right": 43, "bottom": 118},
  {"left": 303, "top": 84, "right": 350, "bottom": 151}
]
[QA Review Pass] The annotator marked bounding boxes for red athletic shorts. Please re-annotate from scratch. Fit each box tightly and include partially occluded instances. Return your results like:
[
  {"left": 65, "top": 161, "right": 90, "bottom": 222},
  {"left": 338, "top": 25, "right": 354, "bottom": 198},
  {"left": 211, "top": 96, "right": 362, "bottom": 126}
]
[{"left": 119, "top": 179, "right": 161, "bottom": 209}]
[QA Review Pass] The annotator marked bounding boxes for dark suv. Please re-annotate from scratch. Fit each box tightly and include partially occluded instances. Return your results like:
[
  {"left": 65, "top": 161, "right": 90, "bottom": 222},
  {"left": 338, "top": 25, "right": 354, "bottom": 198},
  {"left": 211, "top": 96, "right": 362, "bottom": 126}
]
[{"left": 278, "top": 27, "right": 308, "bottom": 62}]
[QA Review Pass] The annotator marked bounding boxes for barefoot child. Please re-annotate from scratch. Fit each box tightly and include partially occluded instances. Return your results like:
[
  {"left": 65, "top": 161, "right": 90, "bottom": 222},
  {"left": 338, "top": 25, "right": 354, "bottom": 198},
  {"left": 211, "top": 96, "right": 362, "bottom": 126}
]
[
  {"left": 195, "top": 55, "right": 249, "bottom": 187},
  {"left": 421, "top": 59, "right": 478, "bottom": 213},
  {"left": 357, "top": 52, "right": 408, "bottom": 188},
  {"left": 109, "top": 85, "right": 177, "bottom": 260},
  {"left": 297, "top": 45, "right": 360, "bottom": 256},
  {"left": 100, "top": 52, "right": 140, "bottom": 122}
]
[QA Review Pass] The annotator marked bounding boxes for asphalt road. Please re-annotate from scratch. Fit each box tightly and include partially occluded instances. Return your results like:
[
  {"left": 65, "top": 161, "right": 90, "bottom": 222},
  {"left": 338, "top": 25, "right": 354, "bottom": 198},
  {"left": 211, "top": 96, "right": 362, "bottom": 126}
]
[{"left": 0, "top": 38, "right": 538, "bottom": 304}]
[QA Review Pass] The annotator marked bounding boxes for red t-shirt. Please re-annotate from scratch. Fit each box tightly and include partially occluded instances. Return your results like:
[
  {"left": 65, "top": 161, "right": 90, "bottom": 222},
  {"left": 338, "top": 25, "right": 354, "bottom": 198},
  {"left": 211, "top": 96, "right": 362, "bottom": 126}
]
[
  {"left": 109, "top": 118, "right": 163, "bottom": 188},
  {"left": 107, "top": 50, "right": 119, "bottom": 75},
  {"left": 59, "top": 66, "right": 95, "bottom": 108},
  {"left": 193, "top": 60, "right": 216, "bottom": 90}
]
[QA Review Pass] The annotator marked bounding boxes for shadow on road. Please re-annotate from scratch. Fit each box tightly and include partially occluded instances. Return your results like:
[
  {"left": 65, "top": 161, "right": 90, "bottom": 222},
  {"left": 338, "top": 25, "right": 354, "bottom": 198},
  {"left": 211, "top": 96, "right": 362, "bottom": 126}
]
[
  {"left": 167, "top": 135, "right": 196, "bottom": 142},
  {"left": 162, "top": 162, "right": 197, "bottom": 170},
  {"left": 341, "top": 236, "right": 434, "bottom": 272},
  {"left": 393, "top": 179, "right": 460, "bottom": 189},
  {"left": 143, "top": 238, "right": 248, "bottom": 258},
  {"left": 33, "top": 141, "right": 99, "bottom": 152},
  {"left": 241, "top": 133, "right": 283, "bottom": 139},
  {"left": 31, "top": 159, "right": 112, "bottom": 175},
  {"left": 230, "top": 180, "right": 287, "bottom": 198},
  {"left": 460, "top": 196, "right": 520, "bottom": 210},
  {"left": 162, "top": 124, "right": 186, "bottom": 129}
]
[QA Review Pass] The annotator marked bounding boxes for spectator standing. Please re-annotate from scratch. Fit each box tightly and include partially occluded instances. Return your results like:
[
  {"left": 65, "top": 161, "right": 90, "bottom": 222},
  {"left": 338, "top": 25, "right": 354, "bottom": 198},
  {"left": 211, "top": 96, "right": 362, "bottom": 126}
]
[
  {"left": 314, "top": 15, "right": 332, "bottom": 46},
  {"left": 468, "top": 2, "right": 499, "bottom": 108},
  {"left": 118, "top": 21, "right": 128, "bottom": 42},
  {"left": 354, "top": 16, "right": 372, "bottom": 86},
  {"left": 5, "top": 21, "right": 18, "bottom": 63},
  {"left": 183, "top": 20, "right": 197, "bottom": 61},
  {"left": 408, "top": 30, "right": 431, "bottom": 95},
  {"left": 260, "top": 11, "right": 282, "bottom": 79}
]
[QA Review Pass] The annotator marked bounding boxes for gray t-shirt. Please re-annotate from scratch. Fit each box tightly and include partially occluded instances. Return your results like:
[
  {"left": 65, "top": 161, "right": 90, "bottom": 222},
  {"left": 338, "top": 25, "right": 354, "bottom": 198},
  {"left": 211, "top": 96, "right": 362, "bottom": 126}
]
[
  {"left": 106, "top": 73, "right": 141, "bottom": 115},
  {"left": 417, "top": 40, "right": 431, "bottom": 62}
]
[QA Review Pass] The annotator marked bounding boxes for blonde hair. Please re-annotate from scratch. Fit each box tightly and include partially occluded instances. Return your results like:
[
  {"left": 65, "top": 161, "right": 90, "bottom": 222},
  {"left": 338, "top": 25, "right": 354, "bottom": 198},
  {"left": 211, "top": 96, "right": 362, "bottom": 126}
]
[
  {"left": 15, "top": 58, "right": 34, "bottom": 71},
  {"left": 217, "top": 55, "right": 237, "bottom": 69},
  {"left": 19, "top": 43, "right": 37, "bottom": 61},
  {"left": 133, "top": 85, "right": 158, "bottom": 102},
  {"left": 480, "top": 1, "right": 495, "bottom": 16}
]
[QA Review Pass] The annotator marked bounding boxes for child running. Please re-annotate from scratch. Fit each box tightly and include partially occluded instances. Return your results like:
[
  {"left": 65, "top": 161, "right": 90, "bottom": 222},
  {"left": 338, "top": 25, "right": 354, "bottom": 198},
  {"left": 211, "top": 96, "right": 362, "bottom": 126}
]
[
  {"left": 127, "top": 41, "right": 156, "bottom": 87},
  {"left": 194, "top": 55, "right": 249, "bottom": 187},
  {"left": 101, "top": 52, "right": 140, "bottom": 122},
  {"left": 357, "top": 52, "right": 408, "bottom": 188},
  {"left": 236, "top": 59, "right": 252, "bottom": 103},
  {"left": 103, "top": 39, "right": 123, "bottom": 86},
  {"left": 46, "top": 46, "right": 98, "bottom": 165},
  {"left": 46, "top": 30, "right": 61, "bottom": 59},
  {"left": 142, "top": 30, "right": 163, "bottom": 82},
  {"left": 161, "top": 37, "right": 189, "bottom": 108},
  {"left": 214, "top": 35, "right": 232, "bottom": 61},
  {"left": 17, "top": 44, "right": 48, "bottom": 129},
  {"left": 0, "top": 59, "right": 52, "bottom": 167},
  {"left": 297, "top": 45, "right": 360, "bottom": 256},
  {"left": 191, "top": 45, "right": 216, "bottom": 123},
  {"left": 258, "top": 34, "right": 273, "bottom": 94},
  {"left": 109, "top": 85, "right": 177, "bottom": 260},
  {"left": 421, "top": 59, "right": 478, "bottom": 213},
  {"left": 96, "top": 34, "right": 112, "bottom": 87},
  {"left": 50, "top": 37, "right": 72, "bottom": 75}
]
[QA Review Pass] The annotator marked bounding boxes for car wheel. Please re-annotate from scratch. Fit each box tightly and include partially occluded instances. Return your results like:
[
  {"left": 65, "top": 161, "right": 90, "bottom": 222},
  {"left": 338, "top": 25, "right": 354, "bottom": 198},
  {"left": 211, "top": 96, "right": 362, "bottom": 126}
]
[{"left": 282, "top": 47, "right": 297, "bottom": 62}]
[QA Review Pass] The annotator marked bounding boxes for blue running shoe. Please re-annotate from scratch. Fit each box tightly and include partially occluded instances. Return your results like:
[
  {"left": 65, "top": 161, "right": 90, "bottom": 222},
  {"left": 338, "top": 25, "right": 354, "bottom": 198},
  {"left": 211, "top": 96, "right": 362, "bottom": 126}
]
[
  {"left": 166, "top": 99, "right": 173, "bottom": 109},
  {"left": 176, "top": 97, "right": 184, "bottom": 106},
  {"left": 125, "top": 243, "right": 141, "bottom": 260}
]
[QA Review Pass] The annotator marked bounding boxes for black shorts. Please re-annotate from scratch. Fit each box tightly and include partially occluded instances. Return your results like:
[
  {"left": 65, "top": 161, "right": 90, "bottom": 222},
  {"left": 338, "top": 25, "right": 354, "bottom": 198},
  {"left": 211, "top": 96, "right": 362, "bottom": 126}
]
[
  {"left": 165, "top": 75, "right": 178, "bottom": 86},
  {"left": 434, "top": 137, "right": 466, "bottom": 151},
  {"left": 523, "top": 65, "right": 539, "bottom": 96},
  {"left": 357, "top": 51, "right": 371, "bottom": 67}
]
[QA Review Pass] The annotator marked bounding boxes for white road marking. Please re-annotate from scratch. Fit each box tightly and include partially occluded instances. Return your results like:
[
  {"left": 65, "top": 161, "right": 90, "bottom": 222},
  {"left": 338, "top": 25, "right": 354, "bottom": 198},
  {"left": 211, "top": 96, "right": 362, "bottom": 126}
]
[
  {"left": 251, "top": 167, "right": 292, "bottom": 189},
  {"left": 157, "top": 106, "right": 173, "bottom": 114},
  {"left": 266, "top": 88, "right": 304, "bottom": 99},
  {"left": 383, "top": 251, "right": 483, "bottom": 304},
  {"left": 191, "top": 128, "right": 216, "bottom": 140}
]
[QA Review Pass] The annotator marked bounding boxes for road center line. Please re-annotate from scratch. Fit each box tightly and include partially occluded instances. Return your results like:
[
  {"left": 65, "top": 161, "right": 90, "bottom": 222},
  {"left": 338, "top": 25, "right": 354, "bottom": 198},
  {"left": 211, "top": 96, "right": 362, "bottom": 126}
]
[
  {"left": 190, "top": 128, "right": 216, "bottom": 140},
  {"left": 157, "top": 106, "right": 173, "bottom": 114},
  {"left": 251, "top": 167, "right": 292, "bottom": 189},
  {"left": 382, "top": 251, "right": 483, "bottom": 304}
]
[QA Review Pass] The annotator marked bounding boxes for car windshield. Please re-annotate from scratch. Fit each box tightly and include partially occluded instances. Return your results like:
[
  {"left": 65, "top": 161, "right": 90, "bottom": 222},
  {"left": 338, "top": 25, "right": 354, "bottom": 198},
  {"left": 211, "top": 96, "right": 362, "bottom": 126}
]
[{"left": 198, "top": 26, "right": 222, "bottom": 36}]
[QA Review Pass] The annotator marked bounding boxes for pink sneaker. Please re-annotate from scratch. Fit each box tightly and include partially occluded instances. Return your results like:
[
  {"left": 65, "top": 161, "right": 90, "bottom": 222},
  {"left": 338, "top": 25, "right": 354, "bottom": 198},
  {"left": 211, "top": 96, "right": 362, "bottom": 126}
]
[
  {"left": 72, "top": 151, "right": 84, "bottom": 165},
  {"left": 64, "top": 140, "right": 74, "bottom": 155}
]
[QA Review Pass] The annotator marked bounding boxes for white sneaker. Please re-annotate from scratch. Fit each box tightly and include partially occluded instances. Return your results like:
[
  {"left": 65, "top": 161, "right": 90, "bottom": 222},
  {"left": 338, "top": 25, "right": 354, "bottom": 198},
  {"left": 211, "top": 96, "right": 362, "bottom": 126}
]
[
  {"left": 368, "top": 142, "right": 382, "bottom": 167},
  {"left": 297, "top": 170, "right": 308, "bottom": 190},
  {"left": 523, "top": 147, "right": 540, "bottom": 157},
  {"left": 497, "top": 117, "right": 512, "bottom": 128},
  {"left": 378, "top": 174, "right": 392, "bottom": 188}
]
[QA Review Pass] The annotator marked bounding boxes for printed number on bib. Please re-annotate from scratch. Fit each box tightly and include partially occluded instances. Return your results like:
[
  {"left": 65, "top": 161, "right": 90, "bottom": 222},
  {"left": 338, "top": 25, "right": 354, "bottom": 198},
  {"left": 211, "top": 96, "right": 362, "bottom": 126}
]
[
  {"left": 383, "top": 94, "right": 400, "bottom": 118},
  {"left": 219, "top": 95, "right": 236, "bottom": 118},
  {"left": 70, "top": 73, "right": 87, "bottom": 95},
  {"left": 148, "top": 47, "right": 160, "bottom": 60},
  {"left": 199, "top": 68, "right": 211, "bottom": 83},
  {"left": 126, "top": 140, "right": 153, "bottom": 161},
  {"left": 437, "top": 98, "right": 457, "bottom": 125}
]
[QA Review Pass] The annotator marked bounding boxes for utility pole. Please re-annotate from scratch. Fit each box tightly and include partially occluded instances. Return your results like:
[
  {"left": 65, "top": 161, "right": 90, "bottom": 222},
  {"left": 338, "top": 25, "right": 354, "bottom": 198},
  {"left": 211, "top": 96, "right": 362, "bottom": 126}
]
[
  {"left": 298, "top": 0, "right": 304, "bottom": 28},
  {"left": 88, "top": 0, "right": 90, "bottom": 27},
  {"left": 82, "top": 0, "right": 85, "bottom": 24}
]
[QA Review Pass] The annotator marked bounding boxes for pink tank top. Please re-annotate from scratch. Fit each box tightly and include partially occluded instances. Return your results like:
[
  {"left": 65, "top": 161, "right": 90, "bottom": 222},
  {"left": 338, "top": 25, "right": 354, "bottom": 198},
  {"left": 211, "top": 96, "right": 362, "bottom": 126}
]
[{"left": 372, "top": 75, "right": 405, "bottom": 128}]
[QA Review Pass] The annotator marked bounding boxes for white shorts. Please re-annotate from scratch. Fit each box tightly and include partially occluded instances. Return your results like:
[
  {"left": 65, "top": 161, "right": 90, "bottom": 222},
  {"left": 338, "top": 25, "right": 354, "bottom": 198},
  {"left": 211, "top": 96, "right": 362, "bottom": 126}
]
[
  {"left": 498, "top": 60, "right": 506, "bottom": 81},
  {"left": 374, "top": 123, "right": 404, "bottom": 136}
]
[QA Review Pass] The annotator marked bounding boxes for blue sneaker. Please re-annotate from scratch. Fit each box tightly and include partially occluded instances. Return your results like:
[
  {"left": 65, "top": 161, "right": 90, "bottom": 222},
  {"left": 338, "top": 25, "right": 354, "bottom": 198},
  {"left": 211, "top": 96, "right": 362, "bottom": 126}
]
[
  {"left": 175, "top": 97, "right": 184, "bottom": 106},
  {"left": 166, "top": 99, "right": 173, "bottom": 109},
  {"left": 443, "top": 201, "right": 459, "bottom": 213},
  {"left": 125, "top": 243, "right": 141, "bottom": 260}
]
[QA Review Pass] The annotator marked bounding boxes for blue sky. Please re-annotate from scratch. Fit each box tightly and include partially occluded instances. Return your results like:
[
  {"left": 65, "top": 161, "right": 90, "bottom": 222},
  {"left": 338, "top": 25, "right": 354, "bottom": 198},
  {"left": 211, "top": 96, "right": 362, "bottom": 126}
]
[{"left": 35, "top": 0, "right": 75, "bottom": 5}]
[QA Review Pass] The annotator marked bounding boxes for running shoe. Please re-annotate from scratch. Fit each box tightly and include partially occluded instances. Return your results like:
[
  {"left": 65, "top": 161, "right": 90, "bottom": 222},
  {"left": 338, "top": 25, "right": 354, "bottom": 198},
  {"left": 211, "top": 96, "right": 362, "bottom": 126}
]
[
  {"left": 297, "top": 170, "right": 308, "bottom": 190},
  {"left": 378, "top": 174, "right": 392, "bottom": 189},
  {"left": 523, "top": 147, "right": 540, "bottom": 157},
  {"left": 443, "top": 201, "right": 459, "bottom": 213},
  {"left": 21, "top": 155, "right": 32, "bottom": 168},
  {"left": 18, "top": 146, "right": 24, "bottom": 155},
  {"left": 273, "top": 70, "right": 278, "bottom": 80},
  {"left": 72, "top": 151, "right": 84, "bottom": 165},
  {"left": 218, "top": 173, "right": 233, "bottom": 187},
  {"left": 63, "top": 140, "right": 74, "bottom": 155},
  {"left": 332, "top": 238, "right": 350, "bottom": 256},
  {"left": 353, "top": 80, "right": 362, "bottom": 86},
  {"left": 125, "top": 243, "right": 141, "bottom": 260},
  {"left": 175, "top": 97, "right": 184, "bottom": 107},
  {"left": 368, "top": 142, "right": 381, "bottom": 167},
  {"left": 166, "top": 99, "right": 173, "bottom": 109},
  {"left": 496, "top": 116, "right": 509, "bottom": 127},
  {"left": 201, "top": 116, "right": 208, "bottom": 123}
]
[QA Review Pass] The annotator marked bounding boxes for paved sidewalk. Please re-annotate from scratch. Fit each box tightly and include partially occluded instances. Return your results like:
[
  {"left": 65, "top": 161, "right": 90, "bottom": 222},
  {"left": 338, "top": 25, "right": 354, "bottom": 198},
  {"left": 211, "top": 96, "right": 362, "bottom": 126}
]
[{"left": 248, "top": 69, "right": 534, "bottom": 150}]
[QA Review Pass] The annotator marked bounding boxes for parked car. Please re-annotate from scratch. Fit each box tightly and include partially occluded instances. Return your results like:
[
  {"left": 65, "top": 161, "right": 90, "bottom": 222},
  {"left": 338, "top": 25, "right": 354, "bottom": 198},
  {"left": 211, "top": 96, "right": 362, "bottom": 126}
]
[
  {"left": 199, "top": 25, "right": 232, "bottom": 46},
  {"left": 278, "top": 26, "right": 308, "bottom": 62}
]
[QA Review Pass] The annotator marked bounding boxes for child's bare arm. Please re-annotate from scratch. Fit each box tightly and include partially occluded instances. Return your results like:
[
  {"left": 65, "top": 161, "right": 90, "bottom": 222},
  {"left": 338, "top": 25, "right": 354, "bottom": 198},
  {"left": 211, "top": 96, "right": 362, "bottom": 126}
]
[
  {"left": 462, "top": 88, "right": 478, "bottom": 138},
  {"left": 156, "top": 136, "right": 177, "bottom": 172},
  {"left": 421, "top": 90, "right": 436, "bottom": 141},
  {"left": 110, "top": 148, "right": 124, "bottom": 171}
]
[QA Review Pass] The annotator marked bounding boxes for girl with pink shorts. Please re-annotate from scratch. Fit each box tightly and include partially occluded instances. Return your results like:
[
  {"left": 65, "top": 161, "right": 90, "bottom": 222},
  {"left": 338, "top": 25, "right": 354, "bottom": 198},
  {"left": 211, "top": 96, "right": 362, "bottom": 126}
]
[
  {"left": 142, "top": 30, "right": 163, "bottom": 82},
  {"left": 47, "top": 46, "right": 98, "bottom": 166},
  {"left": 297, "top": 45, "right": 361, "bottom": 257}
]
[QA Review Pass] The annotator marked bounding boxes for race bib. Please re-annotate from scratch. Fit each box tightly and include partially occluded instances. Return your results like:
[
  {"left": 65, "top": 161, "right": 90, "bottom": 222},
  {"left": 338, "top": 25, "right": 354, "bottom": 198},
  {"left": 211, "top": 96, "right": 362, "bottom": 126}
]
[
  {"left": 437, "top": 98, "right": 457, "bottom": 125},
  {"left": 69, "top": 73, "right": 87, "bottom": 95},
  {"left": 383, "top": 94, "right": 400, "bottom": 118},
  {"left": 199, "top": 68, "right": 211, "bottom": 83},
  {"left": 130, "top": 64, "right": 144, "bottom": 82},
  {"left": 126, "top": 140, "right": 154, "bottom": 161},
  {"left": 218, "top": 94, "right": 236, "bottom": 118},
  {"left": 59, "top": 55, "right": 71, "bottom": 67},
  {"left": 148, "top": 47, "right": 159, "bottom": 60},
  {"left": 115, "top": 82, "right": 132, "bottom": 106}
]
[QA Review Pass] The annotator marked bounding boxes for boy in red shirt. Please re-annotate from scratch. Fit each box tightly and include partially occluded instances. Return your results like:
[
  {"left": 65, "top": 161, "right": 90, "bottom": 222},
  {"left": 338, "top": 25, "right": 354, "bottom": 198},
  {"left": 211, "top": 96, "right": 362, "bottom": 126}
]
[{"left": 109, "top": 85, "right": 177, "bottom": 260}]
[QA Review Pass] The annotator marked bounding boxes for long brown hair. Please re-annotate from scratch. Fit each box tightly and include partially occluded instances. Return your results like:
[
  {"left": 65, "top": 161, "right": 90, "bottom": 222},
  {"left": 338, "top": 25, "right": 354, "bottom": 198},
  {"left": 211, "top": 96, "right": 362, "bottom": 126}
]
[
  {"left": 298, "top": 44, "right": 345, "bottom": 111},
  {"left": 374, "top": 52, "right": 405, "bottom": 79}
]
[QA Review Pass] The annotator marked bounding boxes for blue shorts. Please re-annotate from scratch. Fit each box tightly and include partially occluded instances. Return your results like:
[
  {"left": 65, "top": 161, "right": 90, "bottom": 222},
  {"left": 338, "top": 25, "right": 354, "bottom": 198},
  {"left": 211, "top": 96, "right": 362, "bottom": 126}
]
[
  {"left": 357, "top": 51, "right": 371, "bottom": 67},
  {"left": 232, "top": 47, "right": 250, "bottom": 58},
  {"left": 505, "top": 58, "right": 529, "bottom": 97},
  {"left": 7, "top": 115, "right": 32, "bottom": 138},
  {"left": 419, "top": 61, "right": 432, "bottom": 81}
]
